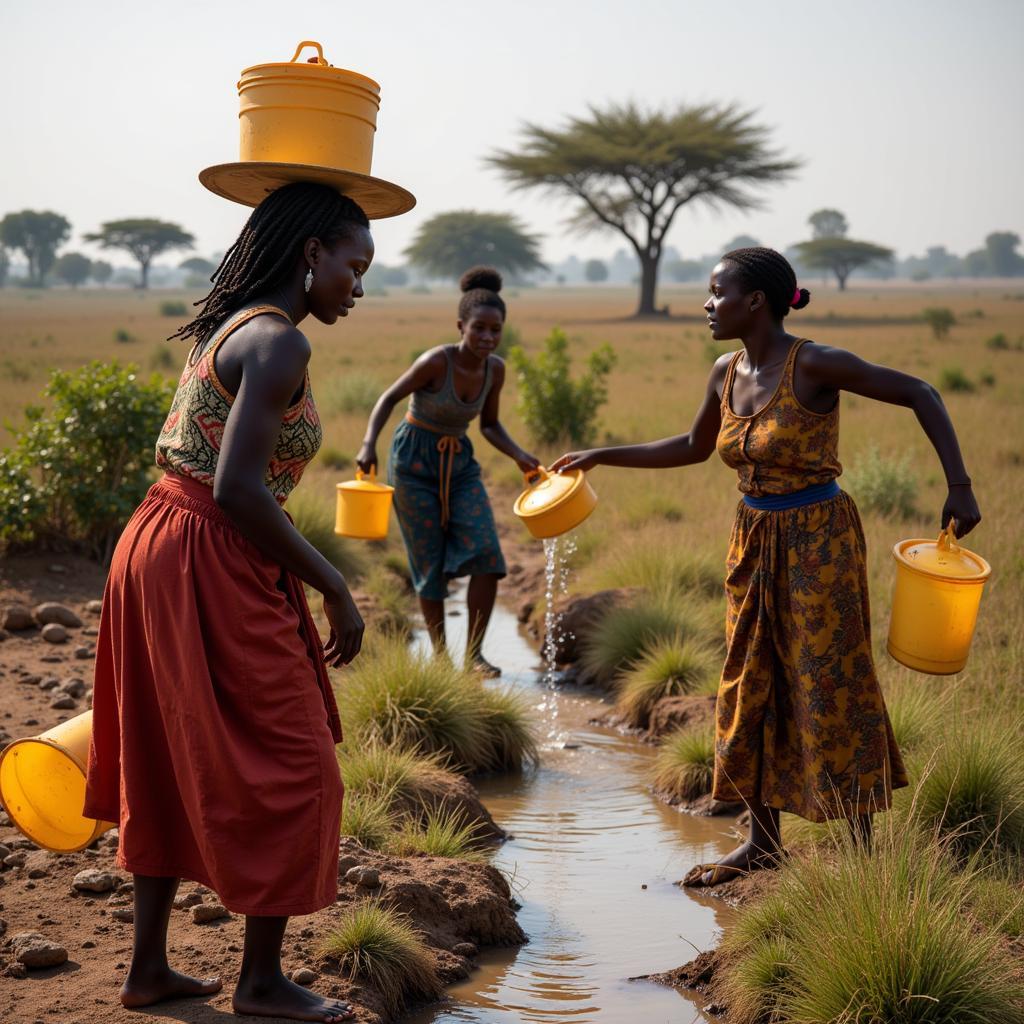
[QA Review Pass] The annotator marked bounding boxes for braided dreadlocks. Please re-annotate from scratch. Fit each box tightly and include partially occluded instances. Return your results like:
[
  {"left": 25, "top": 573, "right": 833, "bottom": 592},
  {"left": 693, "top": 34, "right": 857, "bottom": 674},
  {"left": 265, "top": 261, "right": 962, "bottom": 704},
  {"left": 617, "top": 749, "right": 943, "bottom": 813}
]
[
  {"left": 721, "top": 246, "right": 810, "bottom": 320},
  {"left": 170, "top": 182, "right": 370, "bottom": 345}
]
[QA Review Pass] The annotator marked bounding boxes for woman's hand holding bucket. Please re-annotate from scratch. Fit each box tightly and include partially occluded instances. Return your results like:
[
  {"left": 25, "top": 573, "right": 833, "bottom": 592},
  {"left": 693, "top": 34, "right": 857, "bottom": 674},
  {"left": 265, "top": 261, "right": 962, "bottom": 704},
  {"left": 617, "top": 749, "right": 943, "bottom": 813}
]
[
  {"left": 941, "top": 484, "right": 981, "bottom": 539},
  {"left": 322, "top": 587, "right": 364, "bottom": 666}
]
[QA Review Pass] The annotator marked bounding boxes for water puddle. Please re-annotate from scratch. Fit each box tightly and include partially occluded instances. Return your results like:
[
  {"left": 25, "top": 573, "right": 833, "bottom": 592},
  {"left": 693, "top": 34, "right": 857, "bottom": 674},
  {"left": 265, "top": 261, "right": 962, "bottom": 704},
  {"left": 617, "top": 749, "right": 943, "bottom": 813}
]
[{"left": 408, "top": 581, "right": 736, "bottom": 1024}]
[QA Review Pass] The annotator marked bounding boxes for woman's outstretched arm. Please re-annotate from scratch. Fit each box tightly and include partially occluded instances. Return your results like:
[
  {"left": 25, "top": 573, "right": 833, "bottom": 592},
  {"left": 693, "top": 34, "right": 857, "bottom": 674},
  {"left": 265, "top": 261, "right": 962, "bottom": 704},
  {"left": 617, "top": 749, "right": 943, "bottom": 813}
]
[{"left": 478, "top": 359, "right": 540, "bottom": 473}]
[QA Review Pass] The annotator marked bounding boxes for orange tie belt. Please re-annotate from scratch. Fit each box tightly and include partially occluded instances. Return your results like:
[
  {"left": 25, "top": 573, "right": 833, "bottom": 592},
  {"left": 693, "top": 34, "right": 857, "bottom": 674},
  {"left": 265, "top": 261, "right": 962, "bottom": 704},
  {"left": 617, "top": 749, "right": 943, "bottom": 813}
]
[{"left": 405, "top": 412, "right": 463, "bottom": 528}]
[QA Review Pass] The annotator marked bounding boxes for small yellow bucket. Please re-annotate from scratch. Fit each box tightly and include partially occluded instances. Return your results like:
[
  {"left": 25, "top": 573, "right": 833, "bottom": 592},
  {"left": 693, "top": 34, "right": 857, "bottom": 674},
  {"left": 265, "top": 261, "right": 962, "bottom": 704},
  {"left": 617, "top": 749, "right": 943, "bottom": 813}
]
[
  {"left": 0, "top": 711, "right": 116, "bottom": 852},
  {"left": 513, "top": 467, "right": 598, "bottom": 539},
  {"left": 335, "top": 469, "right": 394, "bottom": 540},
  {"left": 888, "top": 524, "right": 991, "bottom": 675}
]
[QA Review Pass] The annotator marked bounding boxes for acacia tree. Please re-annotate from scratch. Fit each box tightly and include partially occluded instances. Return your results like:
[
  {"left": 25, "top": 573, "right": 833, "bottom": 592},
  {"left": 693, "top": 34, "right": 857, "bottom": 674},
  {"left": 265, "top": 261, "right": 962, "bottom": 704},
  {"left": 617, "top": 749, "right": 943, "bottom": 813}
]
[
  {"left": 54, "top": 252, "right": 92, "bottom": 288},
  {"left": 404, "top": 211, "right": 544, "bottom": 281},
  {"left": 0, "top": 210, "right": 72, "bottom": 286},
  {"left": 584, "top": 258, "right": 608, "bottom": 283},
  {"left": 796, "top": 210, "right": 892, "bottom": 290},
  {"left": 85, "top": 219, "right": 194, "bottom": 289},
  {"left": 489, "top": 103, "right": 799, "bottom": 316},
  {"left": 808, "top": 208, "right": 849, "bottom": 239}
]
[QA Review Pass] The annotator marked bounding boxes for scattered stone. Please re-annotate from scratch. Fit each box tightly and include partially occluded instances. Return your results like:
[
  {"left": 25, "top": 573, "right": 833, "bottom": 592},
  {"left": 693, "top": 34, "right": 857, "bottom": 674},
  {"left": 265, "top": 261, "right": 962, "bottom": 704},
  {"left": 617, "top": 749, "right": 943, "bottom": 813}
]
[
  {"left": 81, "top": 940, "right": 96, "bottom": 949},
  {"left": 337, "top": 855, "right": 361, "bottom": 877},
  {"left": 4, "top": 853, "right": 27, "bottom": 870},
  {"left": 704, "top": 1003, "right": 726, "bottom": 1016},
  {"left": 0, "top": 811, "right": 10, "bottom": 826},
  {"left": 38, "top": 677, "right": 59, "bottom": 690},
  {"left": 85, "top": 600, "right": 103, "bottom": 614},
  {"left": 41, "top": 623, "right": 69, "bottom": 645},
  {"left": 21, "top": 718, "right": 39, "bottom": 727},
  {"left": 345, "top": 866, "right": 380, "bottom": 889},
  {"left": 1, "top": 606, "right": 35, "bottom": 631},
  {"left": 191, "top": 903, "right": 230, "bottom": 924},
  {"left": 4, "top": 962, "right": 28, "bottom": 979},
  {"left": 50, "top": 695, "right": 77, "bottom": 710},
  {"left": 452, "top": 942, "right": 477, "bottom": 957},
  {"left": 17, "top": 674, "right": 42, "bottom": 686},
  {"left": 174, "top": 892, "right": 202, "bottom": 910},
  {"left": 60, "top": 678, "right": 87, "bottom": 697},
  {"left": 0, "top": 844, "right": 11, "bottom": 861},
  {"left": 74, "top": 646, "right": 94, "bottom": 660},
  {"left": 81, "top": 626, "right": 99, "bottom": 636},
  {"left": 33, "top": 603, "right": 83, "bottom": 629},
  {"left": 25, "top": 852, "right": 52, "bottom": 879},
  {"left": 110, "top": 908, "right": 134, "bottom": 922},
  {"left": 291, "top": 967, "right": 317, "bottom": 986},
  {"left": 72, "top": 869, "right": 117, "bottom": 894},
  {"left": 40, "top": 655, "right": 64, "bottom": 663},
  {"left": 10, "top": 931, "right": 69, "bottom": 969}
]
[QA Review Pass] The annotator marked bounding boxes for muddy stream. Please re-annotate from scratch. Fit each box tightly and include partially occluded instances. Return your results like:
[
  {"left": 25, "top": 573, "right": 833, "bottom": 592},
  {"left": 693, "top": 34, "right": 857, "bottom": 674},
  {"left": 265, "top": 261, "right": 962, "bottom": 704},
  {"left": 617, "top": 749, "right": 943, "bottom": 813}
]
[{"left": 406, "top": 583, "right": 736, "bottom": 1024}]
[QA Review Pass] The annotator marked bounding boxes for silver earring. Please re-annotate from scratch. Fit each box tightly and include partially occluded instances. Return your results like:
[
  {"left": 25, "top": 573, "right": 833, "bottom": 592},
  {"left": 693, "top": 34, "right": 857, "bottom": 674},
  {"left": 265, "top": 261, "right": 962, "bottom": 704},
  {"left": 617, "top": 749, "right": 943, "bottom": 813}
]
[{"left": 304, "top": 268, "right": 314, "bottom": 293}]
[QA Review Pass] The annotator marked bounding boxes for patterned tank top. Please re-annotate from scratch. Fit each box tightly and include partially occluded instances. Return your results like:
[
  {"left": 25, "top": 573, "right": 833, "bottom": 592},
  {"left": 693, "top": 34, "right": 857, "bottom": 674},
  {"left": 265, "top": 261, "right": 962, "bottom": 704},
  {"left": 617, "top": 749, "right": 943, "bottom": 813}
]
[
  {"left": 155, "top": 304, "right": 322, "bottom": 504},
  {"left": 716, "top": 338, "right": 841, "bottom": 497},
  {"left": 407, "top": 346, "right": 493, "bottom": 437}
]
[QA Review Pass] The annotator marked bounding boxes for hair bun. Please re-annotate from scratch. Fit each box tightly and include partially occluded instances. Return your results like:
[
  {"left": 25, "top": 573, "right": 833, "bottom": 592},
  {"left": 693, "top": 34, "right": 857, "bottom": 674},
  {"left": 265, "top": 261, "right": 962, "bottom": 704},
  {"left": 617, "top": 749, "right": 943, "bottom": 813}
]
[
  {"left": 460, "top": 266, "right": 503, "bottom": 294},
  {"left": 792, "top": 287, "right": 811, "bottom": 310}
]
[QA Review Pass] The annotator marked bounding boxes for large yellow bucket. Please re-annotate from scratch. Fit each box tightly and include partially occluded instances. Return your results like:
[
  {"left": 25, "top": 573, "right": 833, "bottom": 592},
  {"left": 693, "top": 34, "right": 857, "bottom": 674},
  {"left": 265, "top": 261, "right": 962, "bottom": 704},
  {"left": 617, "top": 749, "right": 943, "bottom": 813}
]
[
  {"left": 513, "top": 467, "right": 598, "bottom": 539},
  {"left": 239, "top": 40, "right": 380, "bottom": 174},
  {"left": 335, "top": 469, "right": 394, "bottom": 540},
  {"left": 887, "top": 525, "right": 991, "bottom": 675},
  {"left": 0, "top": 711, "right": 116, "bottom": 852}
]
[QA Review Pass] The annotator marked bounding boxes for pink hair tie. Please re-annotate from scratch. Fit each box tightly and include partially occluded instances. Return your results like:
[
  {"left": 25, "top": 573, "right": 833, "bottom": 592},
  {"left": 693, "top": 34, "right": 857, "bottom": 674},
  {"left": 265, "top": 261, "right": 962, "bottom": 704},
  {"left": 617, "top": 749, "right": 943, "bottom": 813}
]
[{"left": 791, "top": 287, "right": 801, "bottom": 307}]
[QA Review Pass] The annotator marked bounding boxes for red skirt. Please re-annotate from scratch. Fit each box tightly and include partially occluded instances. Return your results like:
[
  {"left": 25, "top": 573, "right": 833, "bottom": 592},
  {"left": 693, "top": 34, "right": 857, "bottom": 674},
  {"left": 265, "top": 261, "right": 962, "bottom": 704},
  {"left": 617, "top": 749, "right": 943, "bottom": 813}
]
[{"left": 84, "top": 473, "right": 344, "bottom": 916}]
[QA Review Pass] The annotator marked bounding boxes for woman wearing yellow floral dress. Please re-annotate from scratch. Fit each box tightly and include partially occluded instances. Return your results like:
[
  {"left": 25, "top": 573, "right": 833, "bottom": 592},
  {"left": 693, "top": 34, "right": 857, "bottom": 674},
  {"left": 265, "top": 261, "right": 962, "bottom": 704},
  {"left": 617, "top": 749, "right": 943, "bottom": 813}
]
[{"left": 553, "top": 246, "right": 980, "bottom": 886}]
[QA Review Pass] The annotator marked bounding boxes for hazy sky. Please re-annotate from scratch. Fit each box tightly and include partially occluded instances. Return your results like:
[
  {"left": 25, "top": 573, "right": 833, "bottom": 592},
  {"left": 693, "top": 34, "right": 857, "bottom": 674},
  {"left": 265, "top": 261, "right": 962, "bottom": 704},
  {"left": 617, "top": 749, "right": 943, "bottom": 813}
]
[{"left": 3, "top": 0, "right": 1022, "bottom": 270}]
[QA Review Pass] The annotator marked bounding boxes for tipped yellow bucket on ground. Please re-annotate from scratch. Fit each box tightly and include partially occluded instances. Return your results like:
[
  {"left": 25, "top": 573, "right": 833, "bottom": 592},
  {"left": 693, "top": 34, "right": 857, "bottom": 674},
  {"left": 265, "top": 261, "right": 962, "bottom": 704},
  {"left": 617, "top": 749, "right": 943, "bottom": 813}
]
[
  {"left": 888, "top": 524, "right": 991, "bottom": 675},
  {"left": 335, "top": 468, "right": 394, "bottom": 540},
  {"left": 0, "top": 711, "right": 115, "bottom": 852}
]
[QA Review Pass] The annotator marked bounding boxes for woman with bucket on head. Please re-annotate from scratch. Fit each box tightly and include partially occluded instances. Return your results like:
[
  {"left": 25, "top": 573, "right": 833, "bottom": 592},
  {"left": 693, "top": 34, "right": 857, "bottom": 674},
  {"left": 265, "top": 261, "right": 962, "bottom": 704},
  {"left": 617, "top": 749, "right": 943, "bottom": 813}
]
[
  {"left": 84, "top": 181, "right": 385, "bottom": 1023},
  {"left": 552, "top": 246, "right": 981, "bottom": 887},
  {"left": 356, "top": 267, "right": 540, "bottom": 676}
]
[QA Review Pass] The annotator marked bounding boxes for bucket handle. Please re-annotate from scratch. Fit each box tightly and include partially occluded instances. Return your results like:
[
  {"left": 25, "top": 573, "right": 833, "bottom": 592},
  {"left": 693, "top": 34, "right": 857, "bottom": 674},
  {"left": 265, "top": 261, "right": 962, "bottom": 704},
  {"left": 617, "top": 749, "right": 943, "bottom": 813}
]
[
  {"left": 289, "top": 40, "right": 328, "bottom": 66},
  {"left": 524, "top": 467, "right": 552, "bottom": 488},
  {"left": 356, "top": 467, "right": 378, "bottom": 483},
  {"left": 937, "top": 518, "right": 960, "bottom": 553}
]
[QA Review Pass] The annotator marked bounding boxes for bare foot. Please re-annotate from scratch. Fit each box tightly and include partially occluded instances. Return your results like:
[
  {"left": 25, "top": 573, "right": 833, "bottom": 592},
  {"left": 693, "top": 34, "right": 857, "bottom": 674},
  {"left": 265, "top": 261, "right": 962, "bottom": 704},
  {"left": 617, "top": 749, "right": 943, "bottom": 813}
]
[
  {"left": 682, "top": 840, "right": 782, "bottom": 888},
  {"left": 469, "top": 655, "right": 501, "bottom": 678},
  {"left": 232, "top": 974, "right": 354, "bottom": 1022},
  {"left": 120, "top": 966, "right": 222, "bottom": 1008}
]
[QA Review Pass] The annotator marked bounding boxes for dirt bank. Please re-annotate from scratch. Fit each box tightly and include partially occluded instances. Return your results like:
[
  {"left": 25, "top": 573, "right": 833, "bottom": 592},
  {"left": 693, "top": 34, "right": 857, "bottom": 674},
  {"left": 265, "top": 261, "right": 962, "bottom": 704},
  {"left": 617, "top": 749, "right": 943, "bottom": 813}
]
[{"left": 0, "top": 555, "right": 524, "bottom": 1023}]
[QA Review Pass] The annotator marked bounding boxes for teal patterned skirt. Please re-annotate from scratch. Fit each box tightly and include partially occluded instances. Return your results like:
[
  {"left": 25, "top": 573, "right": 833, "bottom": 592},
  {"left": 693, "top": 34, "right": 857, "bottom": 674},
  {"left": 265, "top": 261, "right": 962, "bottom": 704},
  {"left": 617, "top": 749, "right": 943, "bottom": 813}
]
[{"left": 387, "top": 420, "right": 506, "bottom": 600}]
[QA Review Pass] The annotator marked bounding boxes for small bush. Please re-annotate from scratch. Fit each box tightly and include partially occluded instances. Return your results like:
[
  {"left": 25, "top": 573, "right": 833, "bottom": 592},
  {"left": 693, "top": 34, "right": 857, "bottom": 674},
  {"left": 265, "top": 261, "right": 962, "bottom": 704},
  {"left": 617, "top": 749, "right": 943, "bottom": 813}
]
[
  {"left": 321, "top": 373, "right": 383, "bottom": 415},
  {"left": 159, "top": 300, "right": 188, "bottom": 317},
  {"left": 651, "top": 726, "right": 715, "bottom": 801},
  {"left": 922, "top": 306, "right": 956, "bottom": 338},
  {"left": 912, "top": 723, "right": 1024, "bottom": 860},
  {"left": 0, "top": 362, "right": 174, "bottom": 559},
  {"left": 149, "top": 343, "right": 177, "bottom": 371},
  {"left": 340, "top": 639, "right": 538, "bottom": 773},
  {"left": 340, "top": 789, "right": 397, "bottom": 851},
  {"left": 615, "top": 635, "right": 719, "bottom": 728},
  {"left": 845, "top": 444, "right": 917, "bottom": 518},
  {"left": 979, "top": 369, "right": 996, "bottom": 387},
  {"left": 388, "top": 806, "right": 484, "bottom": 860},
  {"left": 939, "top": 365, "right": 976, "bottom": 393},
  {"left": 986, "top": 332, "right": 1010, "bottom": 350},
  {"left": 509, "top": 327, "right": 616, "bottom": 446},
  {"left": 113, "top": 327, "right": 136, "bottom": 343},
  {"left": 318, "top": 899, "right": 441, "bottom": 1017},
  {"left": 339, "top": 743, "right": 450, "bottom": 809},
  {"left": 287, "top": 489, "right": 367, "bottom": 581}
]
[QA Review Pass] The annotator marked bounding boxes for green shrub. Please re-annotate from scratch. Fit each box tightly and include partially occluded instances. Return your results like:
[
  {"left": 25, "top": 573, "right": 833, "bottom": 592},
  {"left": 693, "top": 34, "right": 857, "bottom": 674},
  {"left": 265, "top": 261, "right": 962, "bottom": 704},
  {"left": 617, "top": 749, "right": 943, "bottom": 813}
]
[
  {"left": 149, "top": 343, "right": 177, "bottom": 371},
  {"left": 912, "top": 723, "right": 1024, "bottom": 859},
  {"left": 388, "top": 806, "right": 484, "bottom": 860},
  {"left": 318, "top": 899, "right": 441, "bottom": 1017},
  {"left": 113, "top": 327, "right": 136, "bottom": 343},
  {"left": 321, "top": 372, "right": 383, "bottom": 415},
  {"left": 986, "top": 332, "right": 1010, "bottom": 350},
  {"left": 159, "top": 300, "right": 187, "bottom": 317},
  {"left": 615, "top": 635, "right": 719, "bottom": 728},
  {"left": 496, "top": 322, "right": 521, "bottom": 359},
  {"left": 979, "top": 369, "right": 996, "bottom": 387},
  {"left": 922, "top": 306, "right": 956, "bottom": 338},
  {"left": 651, "top": 726, "right": 715, "bottom": 801},
  {"left": 508, "top": 327, "right": 616, "bottom": 446},
  {"left": 318, "top": 445, "right": 352, "bottom": 470},
  {"left": 939, "top": 365, "right": 976, "bottom": 393},
  {"left": 845, "top": 444, "right": 917, "bottom": 518},
  {"left": 0, "top": 362, "right": 174, "bottom": 559},
  {"left": 721, "top": 823, "right": 1024, "bottom": 1024},
  {"left": 287, "top": 489, "right": 367, "bottom": 581},
  {"left": 340, "top": 639, "right": 538, "bottom": 773}
]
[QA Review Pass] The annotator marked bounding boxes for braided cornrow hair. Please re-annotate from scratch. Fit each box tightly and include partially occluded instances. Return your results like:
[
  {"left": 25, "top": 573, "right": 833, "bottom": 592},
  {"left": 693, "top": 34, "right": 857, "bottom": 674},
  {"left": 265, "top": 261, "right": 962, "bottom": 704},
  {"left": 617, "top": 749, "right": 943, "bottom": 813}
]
[
  {"left": 170, "top": 182, "right": 370, "bottom": 345},
  {"left": 721, "top": 246, "right": 810, "bottom": 320},
  {"left": 458, "top": 266, "right": 506, "bottom": 322}
]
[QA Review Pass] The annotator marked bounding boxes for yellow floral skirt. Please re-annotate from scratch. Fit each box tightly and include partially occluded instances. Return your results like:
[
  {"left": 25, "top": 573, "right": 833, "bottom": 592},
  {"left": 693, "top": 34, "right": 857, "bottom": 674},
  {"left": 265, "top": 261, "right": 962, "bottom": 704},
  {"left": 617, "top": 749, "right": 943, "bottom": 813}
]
[{"left": 712, "top": 491, "right": 908, "bottom": 822}]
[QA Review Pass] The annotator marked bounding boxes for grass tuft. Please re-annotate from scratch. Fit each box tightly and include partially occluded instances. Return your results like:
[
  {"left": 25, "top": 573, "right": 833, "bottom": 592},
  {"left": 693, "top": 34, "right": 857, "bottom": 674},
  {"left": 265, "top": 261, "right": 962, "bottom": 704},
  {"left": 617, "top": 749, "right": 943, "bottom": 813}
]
[
  {"left": 387, "top": 805, "right": 484, "bottom": 860},
  {"left": 340, "top": 789, "right": 397, "bottom": 851},
  {"left": 939, "top": 365, "right": 976, "bottom": 393},
  {"left": 288, "top": 489, "right": 367, "bottom": 580},
  {"left": 614, "top": 634, "right": 719, "bottom": 728},
  {"left": 321, "top": 372, "right": 384, "bottom": 415},
  {"left": 318, "top": 899, "right": 441, "bottom": 1017},
  {"left": 845, "top": 444, "right": 918, "bottom": 519},
  {"left": 651, "top": 725, "right": 715, "bottom": 801}
]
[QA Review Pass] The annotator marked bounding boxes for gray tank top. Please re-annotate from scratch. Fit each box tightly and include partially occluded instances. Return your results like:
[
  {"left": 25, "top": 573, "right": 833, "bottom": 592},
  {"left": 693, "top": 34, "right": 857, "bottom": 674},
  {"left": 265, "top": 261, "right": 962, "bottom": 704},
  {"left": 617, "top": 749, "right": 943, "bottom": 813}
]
[{"left": 408, "top": 346, "right": 493, "bottom": 437}]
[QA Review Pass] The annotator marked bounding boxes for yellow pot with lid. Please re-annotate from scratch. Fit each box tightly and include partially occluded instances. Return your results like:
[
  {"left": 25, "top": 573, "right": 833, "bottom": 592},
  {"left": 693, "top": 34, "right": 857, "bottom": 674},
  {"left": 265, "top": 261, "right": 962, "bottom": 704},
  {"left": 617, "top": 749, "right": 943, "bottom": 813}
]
[
  {"left": 335, "top": 468, "right": 394, "bottom": 540},
  {"left": 887, "top": 524, "right": 991, "bottom": 675},
  {"left": 513, "top": 467, "right": 597, "bottom": 539}
]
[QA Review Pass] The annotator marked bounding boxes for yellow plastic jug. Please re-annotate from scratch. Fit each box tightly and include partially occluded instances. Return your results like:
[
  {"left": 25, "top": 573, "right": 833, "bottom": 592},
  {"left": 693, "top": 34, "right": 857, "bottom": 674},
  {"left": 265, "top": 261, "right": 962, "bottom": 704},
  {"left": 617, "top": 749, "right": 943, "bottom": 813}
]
[
  {"left": 335, "top": 468, "right": 394, "bottom": 540},
  {"left": 0, "top": 711, "right": 116, "bottom": 852},
  {"left": 888, "top": 524, "right": 991, "bottom": 675},
  {"left": 513, "top": 467, "right": 597, "bottom": 539}
]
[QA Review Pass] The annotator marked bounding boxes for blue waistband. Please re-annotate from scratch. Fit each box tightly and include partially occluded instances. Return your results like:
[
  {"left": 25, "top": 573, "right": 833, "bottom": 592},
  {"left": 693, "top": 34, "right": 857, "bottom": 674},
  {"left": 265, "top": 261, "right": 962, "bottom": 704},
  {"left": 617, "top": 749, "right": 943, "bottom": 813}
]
[{"left": 742, "top": 479, "right": 840, "bottom": 511}]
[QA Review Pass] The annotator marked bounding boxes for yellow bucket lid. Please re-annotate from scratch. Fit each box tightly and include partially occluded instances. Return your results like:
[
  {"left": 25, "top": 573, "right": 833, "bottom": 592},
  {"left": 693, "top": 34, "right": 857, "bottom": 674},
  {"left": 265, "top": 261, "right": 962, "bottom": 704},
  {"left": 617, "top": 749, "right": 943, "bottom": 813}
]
[
  {"left": 337, "top": 469, "right": 394, "bottom": 494},
  {"left": 514, "top": 468, "right": 587, "bottom": 518},
  {"left": 893, "top": 525, "right": 991, "bottom": 582}
]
